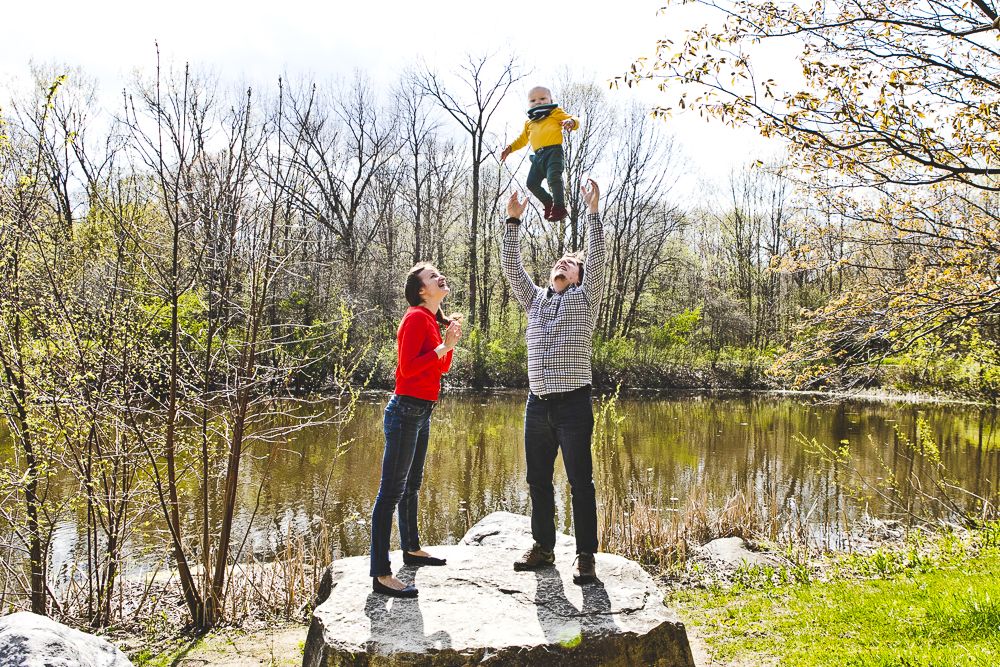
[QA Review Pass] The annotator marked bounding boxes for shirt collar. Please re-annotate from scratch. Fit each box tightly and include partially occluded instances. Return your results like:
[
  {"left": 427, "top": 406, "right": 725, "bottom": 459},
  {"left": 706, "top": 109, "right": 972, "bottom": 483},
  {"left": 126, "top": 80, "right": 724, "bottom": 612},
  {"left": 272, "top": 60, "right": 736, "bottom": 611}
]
[{"left": 547, "top": 282, "right": 578, "bottom": 297}]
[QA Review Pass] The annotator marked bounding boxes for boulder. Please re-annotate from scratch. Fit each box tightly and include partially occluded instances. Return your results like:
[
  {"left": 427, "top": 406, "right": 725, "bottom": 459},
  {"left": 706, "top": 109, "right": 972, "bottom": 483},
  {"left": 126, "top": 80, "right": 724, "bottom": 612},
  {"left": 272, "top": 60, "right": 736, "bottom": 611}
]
[
  {"left": 0, "top": 611, "right": 134, "bottom": 667},
  {"left": 304, "top": 512, "right": 695, "bottom": 667},
  {"left": 458, "top": 511, "right": 575, "bottom": 551},
  {"left": 697, "top": 537, "right": 786, "bottom": 570}
]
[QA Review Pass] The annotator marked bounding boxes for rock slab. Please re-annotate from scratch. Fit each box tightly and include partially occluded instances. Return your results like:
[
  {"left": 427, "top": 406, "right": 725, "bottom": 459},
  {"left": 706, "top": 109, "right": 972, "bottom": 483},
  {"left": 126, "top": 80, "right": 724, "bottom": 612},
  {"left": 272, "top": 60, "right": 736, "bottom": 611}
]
[
  {"left": 0, "top": 611, "right": 134, "bottom": 667},
  {"left": 304, "top": 512, "right": 695, "bottom": 666},
  {"left": 698, "top": 537, "right": 786, "bottom": 570}
]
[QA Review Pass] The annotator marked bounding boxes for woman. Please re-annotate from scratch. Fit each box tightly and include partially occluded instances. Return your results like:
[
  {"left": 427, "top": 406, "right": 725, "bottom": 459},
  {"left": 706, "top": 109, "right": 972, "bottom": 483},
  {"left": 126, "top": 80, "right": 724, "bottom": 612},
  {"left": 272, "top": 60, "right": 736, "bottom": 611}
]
[{"left": 370, "top": 263, "right": 462, "bottom": 598}]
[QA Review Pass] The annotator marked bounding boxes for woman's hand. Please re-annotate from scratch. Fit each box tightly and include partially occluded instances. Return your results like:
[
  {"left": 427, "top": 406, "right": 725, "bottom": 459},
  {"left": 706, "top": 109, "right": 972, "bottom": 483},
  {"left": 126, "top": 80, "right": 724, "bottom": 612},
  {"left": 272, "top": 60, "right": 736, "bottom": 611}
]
[{"left": 443, "top": 320, "right": 462, "bottom": 351}]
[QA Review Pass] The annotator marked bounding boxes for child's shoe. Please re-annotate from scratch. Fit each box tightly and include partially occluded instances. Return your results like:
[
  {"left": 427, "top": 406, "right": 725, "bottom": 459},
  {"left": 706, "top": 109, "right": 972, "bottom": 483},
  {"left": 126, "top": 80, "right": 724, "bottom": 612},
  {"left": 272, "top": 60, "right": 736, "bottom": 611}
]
[
  {"left": 543, "top": 202, "right": 553, "bottom": 220},
  {"left": 547, "top": 204, "right": 568, "bottom": 221}
]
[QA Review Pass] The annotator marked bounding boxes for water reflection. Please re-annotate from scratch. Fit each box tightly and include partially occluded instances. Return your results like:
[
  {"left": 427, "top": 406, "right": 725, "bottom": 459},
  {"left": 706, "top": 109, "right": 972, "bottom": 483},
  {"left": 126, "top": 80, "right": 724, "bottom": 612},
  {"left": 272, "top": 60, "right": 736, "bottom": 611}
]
[
  {"left": 233, "top": 391, "right": 1000, "bottom": 559},
  {"left": 13, "top": 391, "right": 1000, "bottom": 569}
]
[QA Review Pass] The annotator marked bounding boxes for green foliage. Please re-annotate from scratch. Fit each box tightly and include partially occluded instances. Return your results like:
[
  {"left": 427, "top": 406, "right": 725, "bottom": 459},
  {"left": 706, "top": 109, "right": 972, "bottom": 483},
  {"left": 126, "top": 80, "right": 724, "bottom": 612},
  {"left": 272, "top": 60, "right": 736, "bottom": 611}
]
[
  {"left": 648, "top": 308, "right": 702, "bottom": 349},
  {"left": 891, "top": 329, "right": 1000, "bottom": 401},
  {"left": 592, "top": 334, "right": 636, "bottom": 375},
  {"left": 731, "top": 561, "right": 811, "bottom": 590},
  {"left": 679, "top": 530, "right": 1000, "bottom": 666}
]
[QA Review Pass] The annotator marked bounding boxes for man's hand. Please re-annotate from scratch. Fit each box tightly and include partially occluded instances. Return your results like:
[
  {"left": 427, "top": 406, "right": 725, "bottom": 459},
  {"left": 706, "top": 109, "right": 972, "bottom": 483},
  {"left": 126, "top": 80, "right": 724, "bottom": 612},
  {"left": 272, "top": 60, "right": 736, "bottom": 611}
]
[
  {"left": 561, "top": 118, "right": 577, "bottom": 130},
  {"left": 582, "top": 178, "right": 600, "bottom": 213},
  {"left": 501, "top": 146, "right": 511, "bottom": 162},
  {"left": 507, "top": 191, "right": 528, "bottom": 220}
]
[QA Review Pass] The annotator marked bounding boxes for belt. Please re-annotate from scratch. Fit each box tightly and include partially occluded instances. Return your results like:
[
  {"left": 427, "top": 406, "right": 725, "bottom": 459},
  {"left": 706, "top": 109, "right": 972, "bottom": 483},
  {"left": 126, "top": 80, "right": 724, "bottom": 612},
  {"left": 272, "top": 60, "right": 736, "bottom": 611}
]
[
  {"left": 531, "top": 384, "right": 591, "bottom": 402},
  {"left": 395, "top": 394, "right": 436, "bottom": 407},
  {"left": 534, "top": 144, "right": 561, "bottom": 153}
]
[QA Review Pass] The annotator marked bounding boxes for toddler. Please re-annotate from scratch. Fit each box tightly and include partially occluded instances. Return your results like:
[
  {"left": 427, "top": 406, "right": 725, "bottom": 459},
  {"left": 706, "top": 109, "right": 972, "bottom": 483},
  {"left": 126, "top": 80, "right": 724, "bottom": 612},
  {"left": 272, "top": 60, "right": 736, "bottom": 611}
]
[{"left": 501, "top": 86, "right": 579, "bottom": 221}]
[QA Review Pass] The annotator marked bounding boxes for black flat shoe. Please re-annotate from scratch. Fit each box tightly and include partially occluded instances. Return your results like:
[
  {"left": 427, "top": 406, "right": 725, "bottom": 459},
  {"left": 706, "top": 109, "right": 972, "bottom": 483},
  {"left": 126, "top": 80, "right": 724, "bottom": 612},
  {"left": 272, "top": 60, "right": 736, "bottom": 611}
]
[
  {"left": 402, "top": 552, "right": 447, "bottom": 566},
  {"left": 372, "top": 577, "right": 418, "bottom": 598}
]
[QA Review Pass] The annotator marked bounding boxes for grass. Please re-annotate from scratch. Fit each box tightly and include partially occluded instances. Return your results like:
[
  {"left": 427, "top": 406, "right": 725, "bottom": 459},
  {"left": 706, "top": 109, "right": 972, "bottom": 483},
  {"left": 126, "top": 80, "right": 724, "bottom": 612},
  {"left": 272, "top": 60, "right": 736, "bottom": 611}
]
[{"left": 672, "top": 525, "right": 1000, "bottom": 667}]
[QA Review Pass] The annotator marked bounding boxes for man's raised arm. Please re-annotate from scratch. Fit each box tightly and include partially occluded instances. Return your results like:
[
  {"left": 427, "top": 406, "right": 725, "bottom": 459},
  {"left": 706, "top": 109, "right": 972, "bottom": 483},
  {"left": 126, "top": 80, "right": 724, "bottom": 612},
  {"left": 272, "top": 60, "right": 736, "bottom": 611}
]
[
  {"left": 501, "top": 191, "right": 540, "bottom": 313},
  {"left": 580, "top": 179, "right": 606, "bottom": 314}
]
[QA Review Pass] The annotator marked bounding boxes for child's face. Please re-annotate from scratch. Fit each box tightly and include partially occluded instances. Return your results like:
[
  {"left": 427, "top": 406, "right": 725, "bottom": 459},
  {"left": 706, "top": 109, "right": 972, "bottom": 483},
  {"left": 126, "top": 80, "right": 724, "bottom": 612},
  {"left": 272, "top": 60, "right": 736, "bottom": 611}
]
[{"left": 528, "top": 88, "right": 552, "bottom": 108}]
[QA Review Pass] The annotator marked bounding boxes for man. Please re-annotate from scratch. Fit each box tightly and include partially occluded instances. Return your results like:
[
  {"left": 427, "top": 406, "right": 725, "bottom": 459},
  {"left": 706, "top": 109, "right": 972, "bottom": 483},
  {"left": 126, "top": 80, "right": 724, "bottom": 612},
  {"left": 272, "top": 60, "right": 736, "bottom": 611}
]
[{"left": 501, "top": 178, "right": 605, "bottom": 585}]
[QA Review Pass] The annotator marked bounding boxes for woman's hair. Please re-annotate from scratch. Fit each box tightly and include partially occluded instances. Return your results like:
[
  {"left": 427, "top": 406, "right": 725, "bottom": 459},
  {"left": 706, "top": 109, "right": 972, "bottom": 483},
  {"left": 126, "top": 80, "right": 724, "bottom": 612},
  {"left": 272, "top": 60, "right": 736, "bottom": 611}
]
[{"left": 405, "top": 263, "right": 449, "bottom": 326}]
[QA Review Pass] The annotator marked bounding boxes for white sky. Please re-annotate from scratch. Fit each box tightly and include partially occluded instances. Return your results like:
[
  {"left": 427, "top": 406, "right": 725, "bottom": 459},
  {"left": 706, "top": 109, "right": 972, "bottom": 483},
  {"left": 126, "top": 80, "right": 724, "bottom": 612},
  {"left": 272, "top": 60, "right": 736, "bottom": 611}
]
[{"left": 1, "top": 0, "right": 799, "bottom": 185}]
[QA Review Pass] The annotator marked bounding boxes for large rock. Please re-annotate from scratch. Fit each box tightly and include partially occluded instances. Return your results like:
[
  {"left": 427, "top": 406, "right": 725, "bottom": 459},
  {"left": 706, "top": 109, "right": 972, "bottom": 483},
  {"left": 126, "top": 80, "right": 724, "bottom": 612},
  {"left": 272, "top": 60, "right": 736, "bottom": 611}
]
[
  {"left": 697, "top": 537, "right": 786, "bottom": 570},
  {"left": 458, "top": 511, "right": 575, "bottom": 551},
  {"left": 304, "top": 512, "right": 695, "bottom": 666},
  {"left": 0, "top": 611, "right": 134, "bottom": 667}
]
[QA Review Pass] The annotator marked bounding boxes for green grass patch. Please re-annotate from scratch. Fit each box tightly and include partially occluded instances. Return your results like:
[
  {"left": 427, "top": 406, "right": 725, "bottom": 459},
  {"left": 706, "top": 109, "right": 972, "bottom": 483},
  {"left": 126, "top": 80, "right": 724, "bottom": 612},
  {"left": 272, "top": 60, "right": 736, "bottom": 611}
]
[{"left": 675, "top": 536, "right": 1000, "bottom": 666}]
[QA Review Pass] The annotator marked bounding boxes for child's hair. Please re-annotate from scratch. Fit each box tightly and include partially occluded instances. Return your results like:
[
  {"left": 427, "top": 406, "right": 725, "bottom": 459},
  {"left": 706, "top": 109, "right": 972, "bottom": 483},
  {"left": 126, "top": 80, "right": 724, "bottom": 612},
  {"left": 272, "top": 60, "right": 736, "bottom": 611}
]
[
  {"left": 529, "top": 85, "right": 552, "bottom": 98},
  {"left": 404, "top": 263, "right": 450, "bottom": 326}
]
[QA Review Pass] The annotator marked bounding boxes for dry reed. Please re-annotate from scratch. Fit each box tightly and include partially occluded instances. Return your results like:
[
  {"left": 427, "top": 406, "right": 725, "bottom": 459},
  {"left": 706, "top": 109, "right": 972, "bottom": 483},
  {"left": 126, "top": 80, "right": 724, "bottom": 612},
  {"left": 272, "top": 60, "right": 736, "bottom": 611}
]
[{"left": 598, "top": 478, "right": 803, "bottom": 573}]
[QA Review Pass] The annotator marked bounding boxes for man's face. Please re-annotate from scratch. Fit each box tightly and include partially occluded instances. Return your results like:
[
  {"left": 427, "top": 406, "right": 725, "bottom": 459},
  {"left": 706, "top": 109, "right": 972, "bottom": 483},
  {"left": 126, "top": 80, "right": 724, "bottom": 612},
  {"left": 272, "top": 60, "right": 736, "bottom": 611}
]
[
  {"left": 550, "top": 255, "right": 580, "bottom": 287},
  {"left": 528, "top": 88, "right": 552, "bottom": 108}
]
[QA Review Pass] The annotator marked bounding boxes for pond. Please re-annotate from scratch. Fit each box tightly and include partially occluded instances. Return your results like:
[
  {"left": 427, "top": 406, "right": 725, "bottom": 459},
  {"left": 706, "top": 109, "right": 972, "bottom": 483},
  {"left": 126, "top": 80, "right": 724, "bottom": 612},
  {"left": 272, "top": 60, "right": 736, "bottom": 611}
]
[
  {"left": 19, "top": 391, "right": 1000, "bottom": 572},
  {"left": 230, "top": 390, "right": 1000, "bottom": 559}
]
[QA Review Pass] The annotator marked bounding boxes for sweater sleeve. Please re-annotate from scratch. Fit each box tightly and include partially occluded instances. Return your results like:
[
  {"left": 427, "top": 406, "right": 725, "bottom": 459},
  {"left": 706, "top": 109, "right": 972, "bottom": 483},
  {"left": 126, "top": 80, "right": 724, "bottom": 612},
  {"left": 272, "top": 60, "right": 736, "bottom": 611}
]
[
  {"left": 508, "top": 122, "right": 530, "bottom": 152},
  {"left": 398, "top": 314, "right": 443, "bottom": 379},
  {"left": 502, "top": 222, "right": 541, "bottom": 313},
  {"left": 582, "top": 212, "right": 606, "bottom": 318},
  {"left": 550, "top": 107, "right": 579, "bottom": 131},
  {"left": 440, "top": 349, "right": 453, "bottom": 374}
]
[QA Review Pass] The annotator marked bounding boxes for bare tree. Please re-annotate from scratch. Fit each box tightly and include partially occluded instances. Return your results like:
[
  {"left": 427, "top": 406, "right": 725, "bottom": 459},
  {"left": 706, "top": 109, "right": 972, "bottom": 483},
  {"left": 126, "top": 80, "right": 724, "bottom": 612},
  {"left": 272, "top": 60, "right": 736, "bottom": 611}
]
[
  {"left": 414, "top": 51, "right": 525, "bottom": 328},
  {"left": 282, "top": 71, "right": 401, "bottom": 296},
  {"left": 395, "top": 74, "right": 442, "bottom": 266},
  {"left": 552, "top": 73, "right": 613, "bottom": 253},
  {"left": 601, "top": 101, "right": 687, "bottom": 337}
]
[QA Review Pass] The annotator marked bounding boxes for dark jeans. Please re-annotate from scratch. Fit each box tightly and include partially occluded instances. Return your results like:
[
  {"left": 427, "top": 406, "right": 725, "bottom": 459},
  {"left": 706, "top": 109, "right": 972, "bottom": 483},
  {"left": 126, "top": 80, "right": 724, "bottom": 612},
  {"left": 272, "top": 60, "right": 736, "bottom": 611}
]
[
  {"left": 370, "top": 394, "right": 434, "bottom": 578},
  {"left": 526, "top": 144, "right": 566, "bottom": 208},
  {"left": 524, "top": 387, "right": 598, "bottom": 554}
]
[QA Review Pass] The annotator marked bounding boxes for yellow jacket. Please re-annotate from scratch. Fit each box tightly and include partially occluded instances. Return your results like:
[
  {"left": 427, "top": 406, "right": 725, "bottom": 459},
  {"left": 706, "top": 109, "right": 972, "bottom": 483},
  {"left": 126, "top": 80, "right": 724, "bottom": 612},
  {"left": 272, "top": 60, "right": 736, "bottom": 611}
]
[{"left": 508, "top": 107, "right": 579, "bottom": 152}]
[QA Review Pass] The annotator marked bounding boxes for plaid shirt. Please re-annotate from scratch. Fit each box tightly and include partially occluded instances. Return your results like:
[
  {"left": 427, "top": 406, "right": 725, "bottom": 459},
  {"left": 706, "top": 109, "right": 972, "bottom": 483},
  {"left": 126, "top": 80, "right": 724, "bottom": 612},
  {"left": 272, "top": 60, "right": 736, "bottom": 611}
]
[{"left": 501, "top": 212, "right": 606, "bottom": 396}]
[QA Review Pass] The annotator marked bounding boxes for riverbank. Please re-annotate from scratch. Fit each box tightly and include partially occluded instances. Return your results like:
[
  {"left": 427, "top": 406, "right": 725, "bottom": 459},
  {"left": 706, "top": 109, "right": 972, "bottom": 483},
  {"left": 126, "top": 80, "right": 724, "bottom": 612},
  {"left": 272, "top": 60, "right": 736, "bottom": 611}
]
[
  {"left": 131, "top": 622, "right": 306, "bottom": 666},
  {"left": 124, "top": 521, "right": 1000, "bottom": 666},
  {"left": 670, "top": 522, "right": 1000, "bottom": 666}
]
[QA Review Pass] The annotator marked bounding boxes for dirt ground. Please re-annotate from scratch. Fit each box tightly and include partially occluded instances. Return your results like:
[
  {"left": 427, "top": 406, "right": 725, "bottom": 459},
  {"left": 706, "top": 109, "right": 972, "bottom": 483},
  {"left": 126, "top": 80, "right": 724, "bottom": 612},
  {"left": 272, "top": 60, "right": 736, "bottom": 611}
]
[{"left": 167, "top": 625, "right": 307, "bottom": 667}]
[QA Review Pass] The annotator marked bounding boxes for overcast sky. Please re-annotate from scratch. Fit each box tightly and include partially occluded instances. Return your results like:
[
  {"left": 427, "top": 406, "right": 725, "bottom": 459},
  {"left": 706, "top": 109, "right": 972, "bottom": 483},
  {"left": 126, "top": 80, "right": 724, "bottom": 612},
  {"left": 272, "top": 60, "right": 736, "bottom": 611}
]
[{"left": 1, "top": 0, "right": 793, "bottom": 185}]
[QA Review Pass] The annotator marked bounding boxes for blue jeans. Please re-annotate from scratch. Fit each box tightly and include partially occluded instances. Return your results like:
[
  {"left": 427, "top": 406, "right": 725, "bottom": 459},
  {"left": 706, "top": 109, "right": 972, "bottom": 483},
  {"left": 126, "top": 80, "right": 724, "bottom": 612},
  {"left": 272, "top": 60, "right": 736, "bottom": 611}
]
[
  {"left": 524, "top": 388, "right": 598, "bottom": 554},
  {"left": 370, "top": 394, "right": 434, "bottom": 578}
]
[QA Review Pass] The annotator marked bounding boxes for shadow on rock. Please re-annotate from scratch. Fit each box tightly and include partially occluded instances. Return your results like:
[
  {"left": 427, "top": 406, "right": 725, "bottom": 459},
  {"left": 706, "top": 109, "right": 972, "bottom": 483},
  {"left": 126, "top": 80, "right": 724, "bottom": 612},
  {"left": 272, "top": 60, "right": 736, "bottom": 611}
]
[
  {"left": 532, "top": 566, "right": 616, "bottom": 648},
  {"left": 364, "top": 567, "right": 452, "bottom": 655}
]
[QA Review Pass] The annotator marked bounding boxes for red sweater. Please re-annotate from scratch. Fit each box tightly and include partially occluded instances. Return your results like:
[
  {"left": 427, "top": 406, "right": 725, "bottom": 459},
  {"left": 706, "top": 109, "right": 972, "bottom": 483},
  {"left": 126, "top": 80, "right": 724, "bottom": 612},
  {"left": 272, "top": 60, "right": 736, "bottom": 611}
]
[{"left": 394, "top": 306, "right": 453, "bottom": 400}]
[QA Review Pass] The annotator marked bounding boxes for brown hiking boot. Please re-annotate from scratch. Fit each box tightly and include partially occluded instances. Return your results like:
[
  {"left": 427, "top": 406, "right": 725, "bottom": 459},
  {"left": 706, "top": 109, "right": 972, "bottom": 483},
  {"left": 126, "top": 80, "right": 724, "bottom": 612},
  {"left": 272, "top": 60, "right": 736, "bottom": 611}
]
[
  {"left": 514, "top": 543, "right": 555, "bottom": 571},
  {"left": 573, "top": 552, "right": 596, "bottom": 584}
]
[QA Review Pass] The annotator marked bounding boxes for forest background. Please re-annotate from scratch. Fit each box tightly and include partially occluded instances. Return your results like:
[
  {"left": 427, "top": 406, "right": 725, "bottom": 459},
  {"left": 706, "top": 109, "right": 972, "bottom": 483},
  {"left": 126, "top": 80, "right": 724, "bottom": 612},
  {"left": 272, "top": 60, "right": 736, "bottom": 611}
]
[{"left": 3, "top": 0, "right": 1000, "bottom": 638}]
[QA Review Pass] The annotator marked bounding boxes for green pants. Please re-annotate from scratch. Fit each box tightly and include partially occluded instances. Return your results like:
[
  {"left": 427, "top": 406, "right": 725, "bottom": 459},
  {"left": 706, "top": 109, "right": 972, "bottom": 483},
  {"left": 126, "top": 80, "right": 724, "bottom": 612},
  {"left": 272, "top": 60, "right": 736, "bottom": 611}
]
[{"left": 526, "top": 145, "right": 565, "bottom": 207}]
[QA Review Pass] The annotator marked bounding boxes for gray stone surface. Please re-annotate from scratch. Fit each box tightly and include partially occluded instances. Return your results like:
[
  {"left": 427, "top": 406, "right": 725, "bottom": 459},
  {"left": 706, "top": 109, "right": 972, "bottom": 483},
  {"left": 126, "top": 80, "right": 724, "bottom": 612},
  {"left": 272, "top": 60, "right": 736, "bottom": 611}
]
[
  {"left": 0, "top": 611, "right": 134, "bottom": 667},
  {"left": 459, "top": 511, "right": 575, "bottom": 551},
  {"left": 697, "top": 537, "right": 785, "bottom": 570},
  {"left": 304, "top": 512, "right": 695, "bottom": 667}
]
